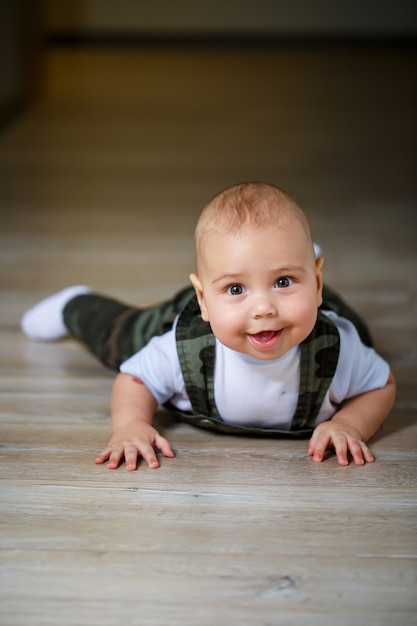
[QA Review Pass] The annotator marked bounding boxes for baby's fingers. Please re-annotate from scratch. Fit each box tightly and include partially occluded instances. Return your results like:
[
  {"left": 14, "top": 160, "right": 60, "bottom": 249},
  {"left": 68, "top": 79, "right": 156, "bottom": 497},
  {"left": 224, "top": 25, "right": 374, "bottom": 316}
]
[
  {"left": 136, "top": 435, "right": 175, "bottom": 469},
  {"left": 95, "top": 444, "right": 139, "bottom": 471},
  {"left": 137, "top": 441, "right": 161, "bottom": 469},
  {"left": 154, "top": 434, "right": 175, "bottom": 459},
  {"left": 123, "top": 444, "right": 141, "bottom": 471},
  {"left": 308, "top": 430, "right": 331, "bottom": 463},
  {"left": 332, "top": 436, "right": 374, "bottom": 466},
  {"left": 345, "top": 438, "right": 374, "bottom": 466},
  {"left": 95, "top": 447, "right": 111, "bottom": 465},
  {"left": 309, "top": 423, "right": 375, "bottom": 466},
  {"left": 106, "top": 444, "right": 130, "bottom": 470},
  {"left": 95, "top": 436, "right": 173, "bottom": 472}
]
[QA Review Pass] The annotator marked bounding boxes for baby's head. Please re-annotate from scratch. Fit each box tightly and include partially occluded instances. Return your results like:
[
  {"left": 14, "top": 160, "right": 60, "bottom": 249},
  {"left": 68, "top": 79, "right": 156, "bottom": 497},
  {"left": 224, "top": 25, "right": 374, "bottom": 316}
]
[
  {"left": 194, "top": 182, "right": 315, "bottom": 275},
  {"left": 190, "top": 182, "right": 324, "bottom": 360}
]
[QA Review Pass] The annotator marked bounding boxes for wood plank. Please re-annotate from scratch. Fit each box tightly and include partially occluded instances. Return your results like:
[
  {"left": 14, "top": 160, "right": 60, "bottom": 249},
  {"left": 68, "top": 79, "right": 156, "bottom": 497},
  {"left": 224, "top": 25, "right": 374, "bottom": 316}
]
[
  {"left": 1, "top": 550, "right": 416, "bottom": 626},
  {"left": 2, "top": 482, "right": 416, "bottom": 557}
]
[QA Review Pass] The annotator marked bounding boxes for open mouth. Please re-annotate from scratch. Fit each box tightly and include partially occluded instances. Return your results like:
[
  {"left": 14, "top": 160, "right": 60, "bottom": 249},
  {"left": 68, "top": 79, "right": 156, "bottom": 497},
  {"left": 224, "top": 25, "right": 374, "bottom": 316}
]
[{"left": 248, "top": 329, "right": 282, "bottom": 349}]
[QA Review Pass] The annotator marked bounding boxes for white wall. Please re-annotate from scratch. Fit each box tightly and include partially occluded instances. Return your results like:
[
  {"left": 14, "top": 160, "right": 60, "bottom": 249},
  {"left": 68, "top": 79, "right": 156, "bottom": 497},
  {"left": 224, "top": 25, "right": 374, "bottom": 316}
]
[{"left": 44, "top": 0, "right": 417, "bottom": 36}]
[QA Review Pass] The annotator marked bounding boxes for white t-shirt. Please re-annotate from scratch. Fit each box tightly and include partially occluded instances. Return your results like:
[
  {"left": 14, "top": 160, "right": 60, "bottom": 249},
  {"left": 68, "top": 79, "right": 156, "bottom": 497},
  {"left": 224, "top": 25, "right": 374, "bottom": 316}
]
[{"left": 120, "top": 311, "right": 390, "bottom": 430}]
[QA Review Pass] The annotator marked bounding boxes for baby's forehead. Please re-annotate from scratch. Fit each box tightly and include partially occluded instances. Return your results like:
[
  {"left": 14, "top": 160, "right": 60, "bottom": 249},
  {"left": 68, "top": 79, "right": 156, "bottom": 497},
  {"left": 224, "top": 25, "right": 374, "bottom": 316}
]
[
  {"left": 196, "top": 220, "right": 312, "bottom": 275},
  {"left": 198, "top": 217, "right": 307, "bottom": 251}
]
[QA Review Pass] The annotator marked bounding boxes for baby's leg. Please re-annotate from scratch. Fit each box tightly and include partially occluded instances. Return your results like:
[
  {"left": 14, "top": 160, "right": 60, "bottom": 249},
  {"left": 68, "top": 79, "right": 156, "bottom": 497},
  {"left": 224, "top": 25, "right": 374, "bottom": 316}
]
[
  {"left": 321, "top": 285, "right": 373, "bottom": 347},
  {"left": 22, "top": 285, "right": 195, "bottom": 371},
  {"left": 64, "top": 286, "right": 194, "bottom": 369},
  {"left": 62, "top": 293, "right": 139, "bottom": 370}
]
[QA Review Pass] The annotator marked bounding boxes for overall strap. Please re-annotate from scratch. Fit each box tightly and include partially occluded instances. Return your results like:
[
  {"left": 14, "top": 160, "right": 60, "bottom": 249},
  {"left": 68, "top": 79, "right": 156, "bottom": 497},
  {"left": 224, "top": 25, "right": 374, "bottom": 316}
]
[
  {"left": 175, "top": 295, "right": 220, "bottom": 418},
  {"left": 289, "top": 310, "right": 340, "bottom": 432}
]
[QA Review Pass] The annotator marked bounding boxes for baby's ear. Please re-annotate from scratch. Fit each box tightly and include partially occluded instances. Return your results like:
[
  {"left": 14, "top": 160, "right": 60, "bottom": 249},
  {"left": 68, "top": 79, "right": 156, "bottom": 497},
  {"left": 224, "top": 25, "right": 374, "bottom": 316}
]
[
  {"left": 189, "top": 273, "right": 209, "bottom": 321},
  {"left": 315, "top": 257, "right": 324, "bottom": 306}
]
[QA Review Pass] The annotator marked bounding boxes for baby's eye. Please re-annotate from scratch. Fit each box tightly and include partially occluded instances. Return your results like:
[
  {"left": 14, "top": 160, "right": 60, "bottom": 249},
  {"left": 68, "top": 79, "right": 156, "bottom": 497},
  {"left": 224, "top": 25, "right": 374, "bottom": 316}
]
[
  {"left": 274, "top": 276, "right": 293, "bottom": 288},
  {"left": 227, "top": 284, "right": 246, "bottom": 295}
]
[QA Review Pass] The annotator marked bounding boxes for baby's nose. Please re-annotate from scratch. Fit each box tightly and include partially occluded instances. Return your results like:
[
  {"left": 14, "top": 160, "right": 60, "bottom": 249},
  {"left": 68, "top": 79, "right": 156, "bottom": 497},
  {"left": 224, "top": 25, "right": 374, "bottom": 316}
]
[{"left": 251, "top": 295, "right": 277, "bottom": 318}]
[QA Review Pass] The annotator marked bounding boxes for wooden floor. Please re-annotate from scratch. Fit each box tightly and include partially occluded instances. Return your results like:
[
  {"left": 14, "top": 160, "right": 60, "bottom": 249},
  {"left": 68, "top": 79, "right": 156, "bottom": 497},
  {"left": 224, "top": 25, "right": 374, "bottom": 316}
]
[{"left": 0, "top": 42, "right": 416, "bottom": 625}]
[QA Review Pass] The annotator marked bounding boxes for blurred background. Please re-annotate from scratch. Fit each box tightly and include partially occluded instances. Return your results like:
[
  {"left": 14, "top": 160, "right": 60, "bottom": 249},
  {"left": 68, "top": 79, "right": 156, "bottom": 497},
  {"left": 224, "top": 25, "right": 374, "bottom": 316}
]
[
  {"left": 2, "top": 0, "right": 416, "bottom": 125},
  {"left": 0, "top": 0, "right": 416, "bottom": 312}
]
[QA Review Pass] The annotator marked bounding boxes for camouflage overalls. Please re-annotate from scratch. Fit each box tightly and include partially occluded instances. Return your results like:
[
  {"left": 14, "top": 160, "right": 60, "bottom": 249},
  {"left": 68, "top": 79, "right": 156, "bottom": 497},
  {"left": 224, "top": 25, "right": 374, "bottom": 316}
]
[{"left": 63, "top": 285, "right": 372, "bottom": 437}]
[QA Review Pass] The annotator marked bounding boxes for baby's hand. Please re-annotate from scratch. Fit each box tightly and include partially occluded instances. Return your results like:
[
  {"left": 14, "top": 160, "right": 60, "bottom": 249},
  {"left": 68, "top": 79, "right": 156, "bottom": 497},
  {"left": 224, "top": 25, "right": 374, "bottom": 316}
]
[
  {"left": 308, "top": 419, "right": 375, "bottom": 466},
  {"left": 95, "top": 421, "right": 174, "bottom": 471}
]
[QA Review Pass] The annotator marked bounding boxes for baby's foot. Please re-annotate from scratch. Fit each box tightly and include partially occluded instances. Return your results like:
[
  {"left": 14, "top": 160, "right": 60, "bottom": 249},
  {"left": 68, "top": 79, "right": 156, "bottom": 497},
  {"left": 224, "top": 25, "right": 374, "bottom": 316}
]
[
  {"left": 314, "top": 243, "right": 323, "bottom": 258},
  {"left": 21, "top": 285, "right": 91, "bottom": 341}
]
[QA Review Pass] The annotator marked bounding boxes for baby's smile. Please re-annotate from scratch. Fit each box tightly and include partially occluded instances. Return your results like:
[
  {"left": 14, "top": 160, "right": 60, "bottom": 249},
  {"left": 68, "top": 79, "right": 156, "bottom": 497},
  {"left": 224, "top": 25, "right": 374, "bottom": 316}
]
[{"left": 247, "top": 329, "right": 282, "bottom": 350}]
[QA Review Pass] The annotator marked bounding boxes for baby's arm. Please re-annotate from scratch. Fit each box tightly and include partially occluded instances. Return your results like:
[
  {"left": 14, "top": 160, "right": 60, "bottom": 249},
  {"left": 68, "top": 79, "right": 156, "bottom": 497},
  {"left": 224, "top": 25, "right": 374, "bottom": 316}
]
[
  {"left": 95, "top": 372, "right": 175, "bottom": 471},
  {"left": 308, "top": 370, "right": 396, "bottom": 465}
]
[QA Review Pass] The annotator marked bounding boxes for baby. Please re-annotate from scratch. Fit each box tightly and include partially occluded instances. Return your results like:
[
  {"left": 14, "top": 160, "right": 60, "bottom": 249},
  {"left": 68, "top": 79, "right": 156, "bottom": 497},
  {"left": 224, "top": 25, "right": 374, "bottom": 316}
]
[{"left": 21, "top": 182, "right": 396, "bottom": 470}]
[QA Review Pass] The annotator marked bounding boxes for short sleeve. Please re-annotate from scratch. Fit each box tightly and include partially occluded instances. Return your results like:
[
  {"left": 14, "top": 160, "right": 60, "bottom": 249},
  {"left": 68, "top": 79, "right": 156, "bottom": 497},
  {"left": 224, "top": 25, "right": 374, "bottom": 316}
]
[
  {"left": 315, "top": 312, "right": 391, "bottom": 424},
  {"left": 120, "top": 326, "right": 190, "bottom": 408},
  {"left": 328, "top": 312, "right": 390, "bottom": 403}
]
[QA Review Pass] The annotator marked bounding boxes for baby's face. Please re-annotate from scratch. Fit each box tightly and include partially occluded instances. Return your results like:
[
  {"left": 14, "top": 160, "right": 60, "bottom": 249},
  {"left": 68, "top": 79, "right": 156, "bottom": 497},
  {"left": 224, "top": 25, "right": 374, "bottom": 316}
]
[{"left": 190, "top": 223, "right": 323, "bottom": 361}]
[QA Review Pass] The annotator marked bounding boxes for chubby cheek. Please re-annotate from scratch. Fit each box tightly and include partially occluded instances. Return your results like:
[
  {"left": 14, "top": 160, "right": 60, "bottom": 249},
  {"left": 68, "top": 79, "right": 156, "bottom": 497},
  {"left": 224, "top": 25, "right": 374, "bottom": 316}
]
[
  {"left": 207, "top": 309, "right": 242, "bottom": 343},
  {"left": 291, "top": 298, "right": 319, "bottom": 334}
]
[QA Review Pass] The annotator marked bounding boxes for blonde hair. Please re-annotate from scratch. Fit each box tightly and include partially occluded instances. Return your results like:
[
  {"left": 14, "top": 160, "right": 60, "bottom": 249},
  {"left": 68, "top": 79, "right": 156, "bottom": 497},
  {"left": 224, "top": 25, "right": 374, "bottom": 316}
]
[{"left": 194, "top": 182, "right": 313, "bottom": 269}]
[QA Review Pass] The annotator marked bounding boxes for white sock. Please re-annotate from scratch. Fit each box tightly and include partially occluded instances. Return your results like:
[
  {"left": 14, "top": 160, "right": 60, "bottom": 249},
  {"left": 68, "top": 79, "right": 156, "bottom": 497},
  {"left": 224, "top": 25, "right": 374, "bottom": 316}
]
[
  {"left": 314, "top": 243, "right": 323, "bottom": 258},
  {"left": 21, "top": 285, "right": 91, "bottom": 341}
]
